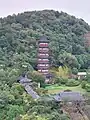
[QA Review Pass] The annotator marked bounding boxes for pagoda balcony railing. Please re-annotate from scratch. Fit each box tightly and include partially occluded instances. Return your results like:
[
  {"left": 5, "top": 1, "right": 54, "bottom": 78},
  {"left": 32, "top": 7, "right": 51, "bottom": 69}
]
[
  {"left": 38, "top": 56, "right": 49, "bottom": 59},
  {"left": 38, "top": 59, "right": 49, "bottom": 61},
  {"left": 42, "top": 73, "right": 48, "bottom": 75},
  {"left": 39, "top": 44, "right": 49, "bottom": 48},
  {"left": 38, "top": 50, "right": 49, "bottom": 53},
  {"left": 38, "top": 55, "right": 49, "bottom": 58},
  {"left": 38, "top": 69, "right": 48, "bottom": 72},
  {"left": 38, "top": 72, "right": 48, "bottom": 75},
  {"left": 38, "top": 61, "right": 49, "bottom": 64},
  {"left": 37, "top": 66, "right": 49, "bottom": 69},
  {"left": 39, "top": 43, "right": 48, "bottom": 45},
  {"left": 39, "top": 71, "right": 49, "bottom": 73},
  {"left": 37, "top": 64, "right": 49, "bottom": 67}
]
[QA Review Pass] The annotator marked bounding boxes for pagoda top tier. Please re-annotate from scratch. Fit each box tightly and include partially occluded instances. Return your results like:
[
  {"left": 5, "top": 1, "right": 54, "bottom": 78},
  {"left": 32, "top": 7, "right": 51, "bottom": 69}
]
[{"left": 38, "top": 36, "right": 49, "bottom": 43}]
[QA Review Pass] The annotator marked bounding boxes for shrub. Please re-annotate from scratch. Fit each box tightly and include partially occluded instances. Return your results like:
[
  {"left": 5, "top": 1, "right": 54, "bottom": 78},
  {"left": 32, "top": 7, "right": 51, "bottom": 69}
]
[
  {"left": 36, "top": 88, "right": 48, "bottom": 96},
  {"left": 72, "top": 68, "right": 78, "bottom": 75},
  {"left": 85, "top": 84, "right": 90, "bottom": 92},
  {"left": 86, "top": 73, "right": 90, "bottom": 83},
  {"left": 11, "top": 83, "right": 24, "bottom": 94},
  {"left": 27, "top": 71, "right": 45, "bottom": 87},
  {"left": 81, "top": 81, "right": 87, "bottom": 89},
  {"left": 55, "top": 77, "right": 62, "bottom": 84},
  {"left": 66, "top": 79, "right": 80, "bottom": 86},
  {"left": 61, "top": 78, "right": 67, "bottom": 84},
  {"left": 55, "top": 77, "right": 68, "bottom": 85},
  {"left": 61, "top": 78, "right": 68, "bottom": 84}
]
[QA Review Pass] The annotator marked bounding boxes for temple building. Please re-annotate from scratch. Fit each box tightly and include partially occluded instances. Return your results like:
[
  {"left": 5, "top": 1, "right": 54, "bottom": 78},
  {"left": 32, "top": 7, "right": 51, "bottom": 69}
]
[{"left": 37, "top": 36, "right": 49, "bottom": 79}]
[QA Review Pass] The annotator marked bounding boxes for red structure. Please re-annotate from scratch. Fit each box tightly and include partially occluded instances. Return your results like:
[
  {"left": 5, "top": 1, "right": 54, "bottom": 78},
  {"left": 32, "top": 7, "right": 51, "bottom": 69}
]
[
  {"left": 84, "top": 32, "right": 90, "bottom": 47},
  {"left": 37, "top": 36, "right": 49, "bottom": 78}
]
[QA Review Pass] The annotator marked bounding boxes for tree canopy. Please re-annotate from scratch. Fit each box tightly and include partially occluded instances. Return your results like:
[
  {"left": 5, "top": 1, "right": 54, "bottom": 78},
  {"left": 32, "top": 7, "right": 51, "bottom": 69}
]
[
  {"left": 0, "top": 10, "right": 90, "bottom": 120},
  {"left": 0, "top": 10, "right": 90, "bottom": 70}
]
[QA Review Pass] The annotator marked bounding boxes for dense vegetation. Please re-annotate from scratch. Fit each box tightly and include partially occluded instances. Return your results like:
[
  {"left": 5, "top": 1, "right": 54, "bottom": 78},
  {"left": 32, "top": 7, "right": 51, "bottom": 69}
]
[
  {"left": 0, "top": 10, "right": 90, "bottom": 70},
  {"left": 0, "top": 10, "right": 90, "bottom": 119}
]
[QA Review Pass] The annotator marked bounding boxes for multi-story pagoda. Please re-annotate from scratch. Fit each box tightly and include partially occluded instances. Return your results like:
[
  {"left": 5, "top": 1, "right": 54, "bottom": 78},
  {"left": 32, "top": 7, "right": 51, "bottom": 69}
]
[{"left": 37, "top": 36, "right": 49, "bottom": 78}]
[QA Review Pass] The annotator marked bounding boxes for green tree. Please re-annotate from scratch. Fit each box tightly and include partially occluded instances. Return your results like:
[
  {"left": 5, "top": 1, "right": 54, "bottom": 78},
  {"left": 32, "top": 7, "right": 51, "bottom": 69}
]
[{"left": 7, "top": 105, "right": 24, "bottom": 120}]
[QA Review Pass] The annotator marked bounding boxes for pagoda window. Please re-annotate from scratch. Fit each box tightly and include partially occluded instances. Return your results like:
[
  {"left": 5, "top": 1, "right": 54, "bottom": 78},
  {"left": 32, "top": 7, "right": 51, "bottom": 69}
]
[
  {"left": 38, "top": 54, "right": 49, "bottom": 56},
  {"left": 43, "top": 48, "right": 49, "bottom": 50},
  {"left": 38, "top": 64, "right": 45, "bottom": 66},
  {"left": 42, "top": 59, "right": 49, "bottom": 62},
  {"left": 39, "top": 43, "right": 48, "bottom": 47},
  {"left": 38, "top": 59, "right": 49, "bottom": 62},
  {"left": 42, "top": 70, "right": 48, "bottom": 72}
]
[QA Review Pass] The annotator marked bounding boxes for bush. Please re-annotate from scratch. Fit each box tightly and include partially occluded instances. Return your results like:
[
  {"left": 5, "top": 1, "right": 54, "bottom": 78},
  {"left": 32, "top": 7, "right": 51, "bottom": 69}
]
[
  {"left": 86, "top": 73, "right": 90, "bottom": 83},
  {"left": 72, "top": 68, "right": 78, "bottom": 75},
  {"left": 66, "top": 79, "right": 80, "bottom": 86},
  {"left": 61, "top": 78, "right": 68, "bottom": 84},
  {"left": 11, "top": 83, "right": 24, "bottom": 94},
  {"left": 27, "top": 71, "right": 45, "bottom": 87},
  {"left": 36, "top": 88, "right": 48, "bottom": 96},
  {"left": 55, "top": 77, "right": 68, "bottom": 85},
  {"left": 81, "top": 81, "right": 87, "bottom": 89},
  {"left": 85, "top": 84, "right": 90, "bottom": 92}
]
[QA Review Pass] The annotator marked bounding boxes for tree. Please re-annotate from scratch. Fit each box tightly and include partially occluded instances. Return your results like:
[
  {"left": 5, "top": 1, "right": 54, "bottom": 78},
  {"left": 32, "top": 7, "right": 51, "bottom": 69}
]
[
  {"left": 7, "top": 105, "right": 24, "bottom": 120},
  {"left": 72, "top": 68, "right": 78, "bottom": 75},
  {"left": 27, "top": 71, "right": 45, "bottom": 87},
  {"left": 58, "top": 52, "right": 79, "bottom": 69}
]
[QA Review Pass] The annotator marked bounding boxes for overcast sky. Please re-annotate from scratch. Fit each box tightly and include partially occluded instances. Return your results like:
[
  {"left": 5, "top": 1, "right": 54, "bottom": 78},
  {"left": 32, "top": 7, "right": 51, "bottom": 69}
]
[{"left": 0, "top": 0, "right": 90, "bottom": 24}]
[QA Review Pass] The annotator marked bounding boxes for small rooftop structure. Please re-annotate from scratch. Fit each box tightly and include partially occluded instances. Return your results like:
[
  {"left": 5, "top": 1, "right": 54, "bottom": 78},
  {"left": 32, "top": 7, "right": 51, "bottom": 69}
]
[
  {"left": 77, "top": 72, "right": 87, "bottom": 79},
  {"left": 54, "top": 92, "right": 84, "bottom": 102},
  {"left": 18, "top": 74, "right": 32, "bottom": 84},
  {"left": 77, "top": 72, "right": 87, "bottom": 76},
  {"left": 38, "top": 36, "right": 49, "bottom": 43}
]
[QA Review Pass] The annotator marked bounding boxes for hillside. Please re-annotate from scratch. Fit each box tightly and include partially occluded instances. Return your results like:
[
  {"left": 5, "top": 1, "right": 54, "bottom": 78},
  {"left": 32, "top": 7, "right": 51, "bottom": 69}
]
[
  {"left": 0, "top": 10, "right": 90, "bottom": 70},
  {"left": 0, "top": 10, "right": 90, "bottom": 120}
]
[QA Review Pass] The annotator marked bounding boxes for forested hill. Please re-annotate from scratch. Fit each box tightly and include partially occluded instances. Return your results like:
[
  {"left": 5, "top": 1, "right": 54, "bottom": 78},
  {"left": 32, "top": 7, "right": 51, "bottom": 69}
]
[{"left": 0, "top": 10, "right": 90, "bottom": 70}]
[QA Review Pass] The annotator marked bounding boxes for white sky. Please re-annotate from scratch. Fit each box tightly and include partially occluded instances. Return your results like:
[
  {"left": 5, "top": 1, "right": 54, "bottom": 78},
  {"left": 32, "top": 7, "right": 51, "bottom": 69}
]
[{"left": 0, "top": 0, "right": 90, "bottom": 24}]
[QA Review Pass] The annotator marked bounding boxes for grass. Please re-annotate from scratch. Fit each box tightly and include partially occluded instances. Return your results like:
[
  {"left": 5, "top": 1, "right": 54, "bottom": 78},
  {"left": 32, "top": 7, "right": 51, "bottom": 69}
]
[{"left": 45, "top": 84, "right": 86, "bottom": 94}]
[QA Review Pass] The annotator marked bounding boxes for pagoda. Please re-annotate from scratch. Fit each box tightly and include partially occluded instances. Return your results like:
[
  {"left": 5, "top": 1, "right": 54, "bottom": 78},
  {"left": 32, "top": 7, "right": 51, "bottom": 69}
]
[{"left": 37, "top": 36, "right": 49, "bottom": 78}]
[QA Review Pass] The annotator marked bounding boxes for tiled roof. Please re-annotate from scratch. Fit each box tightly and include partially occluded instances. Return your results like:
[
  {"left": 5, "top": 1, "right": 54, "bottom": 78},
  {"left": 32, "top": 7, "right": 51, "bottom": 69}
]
[{"left": 54, "top": 92, "right": 84, "bottom": 102}]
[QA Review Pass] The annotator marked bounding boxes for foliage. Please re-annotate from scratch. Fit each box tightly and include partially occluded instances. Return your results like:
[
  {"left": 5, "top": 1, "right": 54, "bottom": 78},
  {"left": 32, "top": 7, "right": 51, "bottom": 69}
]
[
  {"left": 0, "top": 10, "right": 90, "bottom": 71},
  {"left": 21, "top": 114, "right": 48, "bottom": 120},
  {"left": 27, "top": 71, "right": 45, "bottom": 87},
  {"left": 72, "top": 67, "right": 78, "bottom": 75},
  {"left": 57, "top": 66, "right": 70, "bottom": 78},
  {"left": 50, "top": 66, "right": 70, "bottom": 80},
  {"left": 0, "top": 10, "right": 90, "bottom": 120},
  {"left": 36, "top": 88, "right": 48, "bottom": 96},
  {"left": 66, "top": 79, "right": 80, "bottom": 86},
  {"left": 86, "top": 69, "right": 90, "bottom": 83},
  {"left": 85, "top": 84, "right": 90, "bottom": 92},
  {"left": 58, "top": 52, "right": 80, "bottom": 69},
  {"left": 81, "top": 81, "right": 87, "bottom": 89},
  {"left": 6, "top": 105, "right": 24, "bottom": 120},
  {"left": 55, "top": 77, "right": 68, "bottom": 85}
]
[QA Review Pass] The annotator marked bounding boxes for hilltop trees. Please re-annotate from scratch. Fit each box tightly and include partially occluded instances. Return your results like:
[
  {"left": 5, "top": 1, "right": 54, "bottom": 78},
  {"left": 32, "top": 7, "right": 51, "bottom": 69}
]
[
  {"left": 0, "top": 10, "right": 90, "bottom": 70},
  {"left": 0, "top": 10, "right": 90, "bottom": 119}
]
